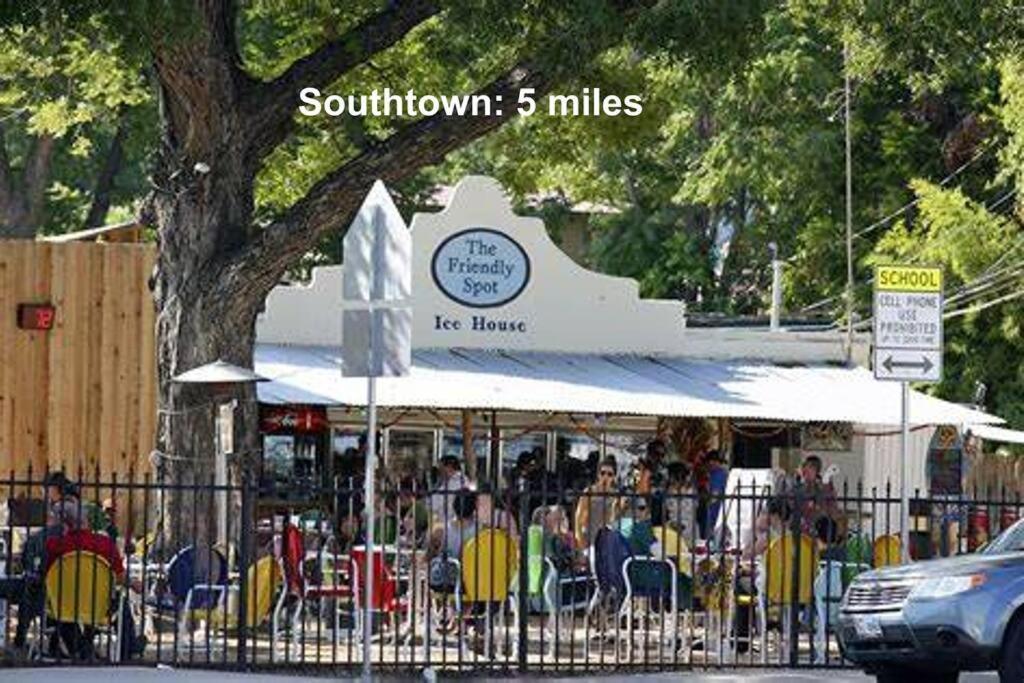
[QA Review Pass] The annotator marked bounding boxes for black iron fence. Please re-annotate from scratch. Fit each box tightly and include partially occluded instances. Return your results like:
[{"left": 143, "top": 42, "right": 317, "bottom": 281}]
[{"left": 0, "top": 467, "right": 1020, "bottom": 672}]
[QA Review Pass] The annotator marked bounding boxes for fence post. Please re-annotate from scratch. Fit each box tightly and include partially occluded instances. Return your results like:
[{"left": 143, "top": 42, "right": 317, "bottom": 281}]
[
  {"left": 236, "top": 472, "right": 253, "bottom": 667},
  {"left": 789, "top": 490, "right": 802, "bottom": 667},
  {"left": 517, "top": 479, "right": 529, "bottom": 671}
]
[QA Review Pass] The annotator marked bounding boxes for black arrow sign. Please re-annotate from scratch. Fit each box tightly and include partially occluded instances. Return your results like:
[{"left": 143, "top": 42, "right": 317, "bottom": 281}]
[{"left": 882, "top": 354, "right": 934, "bottom": 374}]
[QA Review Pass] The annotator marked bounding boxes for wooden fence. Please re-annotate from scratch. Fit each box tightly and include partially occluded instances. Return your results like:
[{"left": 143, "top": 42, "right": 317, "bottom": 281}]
[{"left": 0, "top": 240, "right": 157, "bottom": 477}]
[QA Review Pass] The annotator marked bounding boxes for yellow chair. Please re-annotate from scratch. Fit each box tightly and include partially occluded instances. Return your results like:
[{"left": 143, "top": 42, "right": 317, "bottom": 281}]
[
  {"left": 44, "top": 551, "right": 125, "bottom": 662},
  {"left": 873, "top": 535, "right": 902, "bottom": 568},
  {"left": 653, "top": 525, "right": 692, "bottom": 576},
  {"left": 759, "top": 533, "right": 817, "bottom": 662},
  {"left": 460, "top": 529, "right": 519, "bottom": 659},
  {"left": 181, "top": 555, "right": 282, "bottom": 658},
  {"left": 461, "top": 529, "right": 518, "bottom": 604}
]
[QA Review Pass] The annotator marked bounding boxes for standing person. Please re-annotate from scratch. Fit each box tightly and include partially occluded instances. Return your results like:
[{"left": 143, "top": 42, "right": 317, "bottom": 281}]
[
  {"left": 796, "top": 454, "right": 843, "bottom": 537},
  {"left": 701, "top": 450, "right": 729, "bottom": 539},
  {"left": 429, "top": 455, "right": 472, "bottom": 527},
  {"left": 574, "top": 456, "right": 620, "bottom": 551}
]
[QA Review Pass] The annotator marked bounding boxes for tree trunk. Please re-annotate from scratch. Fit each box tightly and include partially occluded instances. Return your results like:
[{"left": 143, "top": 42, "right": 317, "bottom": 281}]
[
  {"left": 0, "top": 130, "right": 54, "bottom": 238},
  {"left": 146, "top": 28, "right": 263, "bottom": 552},
  {"left": 84, "top": 123, "right": 125, "bottom": 229}
]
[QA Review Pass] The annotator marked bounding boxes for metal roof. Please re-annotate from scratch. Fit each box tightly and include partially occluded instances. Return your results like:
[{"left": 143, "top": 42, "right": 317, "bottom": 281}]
[
  {"left": 967, "top": 424, "right": 1024, "bottom": 445},
  {"left": 254, "top": 343, "right": 1000, "bottom": 427}
]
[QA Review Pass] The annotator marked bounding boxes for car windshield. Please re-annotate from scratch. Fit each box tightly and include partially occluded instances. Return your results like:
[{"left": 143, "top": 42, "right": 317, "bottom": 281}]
[{"left": 983, "top": 518, "right": 1024, "bottom": 554}]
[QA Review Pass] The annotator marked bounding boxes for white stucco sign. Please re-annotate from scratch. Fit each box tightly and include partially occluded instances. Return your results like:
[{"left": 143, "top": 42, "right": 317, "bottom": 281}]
[
  {"left": 431, "top": 228, "right": 531, "bottom": 308},
  {"left": 257, "top": 175, "right": 862, "bottom": 363}
]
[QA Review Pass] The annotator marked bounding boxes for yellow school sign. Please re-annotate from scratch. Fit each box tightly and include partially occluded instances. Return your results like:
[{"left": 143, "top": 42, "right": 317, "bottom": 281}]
[
  {"left": 875, "top": 265, "right": 942, "bottom": 293},
  {"left": 873, "top": 264, "right": 943, "bottom": 383}
]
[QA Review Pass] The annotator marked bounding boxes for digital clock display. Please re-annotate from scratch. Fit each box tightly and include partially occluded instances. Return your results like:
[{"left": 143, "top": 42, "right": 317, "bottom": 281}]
[{"left": 17, "top": 303, "right": 55, "bottom": 330}]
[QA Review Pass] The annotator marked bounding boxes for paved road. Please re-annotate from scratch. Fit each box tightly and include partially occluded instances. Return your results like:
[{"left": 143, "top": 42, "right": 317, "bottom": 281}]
[{"left": 0, "top": 668, "right": 1003, "bottom": 682}]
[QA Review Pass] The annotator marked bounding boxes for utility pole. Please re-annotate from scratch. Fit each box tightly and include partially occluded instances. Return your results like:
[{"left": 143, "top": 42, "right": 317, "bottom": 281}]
[{"left": 844, "top": 41, "right": 855, "bottom": 363}]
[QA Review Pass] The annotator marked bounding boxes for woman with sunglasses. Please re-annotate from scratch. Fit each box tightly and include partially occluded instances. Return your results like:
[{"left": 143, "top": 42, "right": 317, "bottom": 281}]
[{"left": 573, "top": 456, "right": 621, "bottom": 551}]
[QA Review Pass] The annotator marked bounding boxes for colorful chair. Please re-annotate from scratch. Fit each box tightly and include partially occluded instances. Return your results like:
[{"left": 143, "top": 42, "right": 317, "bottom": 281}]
[
  {"left": 460, "top": 529, "right": 519, "bottom": 660},
  {"left": 653, "top": 525, "right": 693, "bottom": 576},
  {"left": 873, "top": 534, "right": 902, "bottom": 567},
  {"left": 44, "top": 551, "right": 125, "bottom": 662},
  {"left": 758, "top": 533, "right": 817, "bottom": 663},
  {"left": 350, "top": 548, "right": 406, "bottom": 644},
  {"left": 181, "top": 554, "right": 282, "bottom": 658}
]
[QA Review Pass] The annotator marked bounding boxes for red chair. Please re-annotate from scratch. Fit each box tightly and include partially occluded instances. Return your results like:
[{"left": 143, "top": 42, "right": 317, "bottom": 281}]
[
  {"left": 274, "top": 524, "right": 353, "bottom": 654},
  {"left": 350, "top": 548, "right": 407, "bottom": 642}
]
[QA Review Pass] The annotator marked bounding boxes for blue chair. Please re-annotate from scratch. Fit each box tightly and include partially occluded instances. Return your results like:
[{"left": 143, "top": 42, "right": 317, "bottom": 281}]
[
  {"left": 584, "top": 527, "right": 632, "bottom": 658},
  {"left": 146, "top": 546, "right": 227, "bottom": 642}
]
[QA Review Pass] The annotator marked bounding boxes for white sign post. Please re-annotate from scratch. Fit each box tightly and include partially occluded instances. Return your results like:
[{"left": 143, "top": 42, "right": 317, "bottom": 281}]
[
  {"left": 341, "top": 181, "right": 412, "bottom": 679},
  {"left": 873, "top": 265, "right": 943, "bottom": 562}
]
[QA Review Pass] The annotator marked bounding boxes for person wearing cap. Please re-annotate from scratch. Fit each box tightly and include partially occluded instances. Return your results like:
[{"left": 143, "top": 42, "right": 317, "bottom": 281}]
[{"left": 44, "top": 501, "right": 125, "bottom": 577}]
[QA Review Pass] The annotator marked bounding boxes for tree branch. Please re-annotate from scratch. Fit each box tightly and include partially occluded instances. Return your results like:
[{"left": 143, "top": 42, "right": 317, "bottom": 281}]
[
  {"left": 241, "top": 0, "right": 440, "bottom": 167},
  {"left": 225, "top": 60, "right": 547, "bottom": 296}
]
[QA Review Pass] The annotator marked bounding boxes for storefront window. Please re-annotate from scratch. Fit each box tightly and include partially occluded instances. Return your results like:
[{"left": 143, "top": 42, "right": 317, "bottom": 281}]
[
  {"left": 261, "top": 433, "right": 320, "bottom": 499},
  {"left": 331, "top": 427, "right": 363, "bottom": 485},
  {"left": 386, "top": 429, "right": 435, "bottom": 483}
]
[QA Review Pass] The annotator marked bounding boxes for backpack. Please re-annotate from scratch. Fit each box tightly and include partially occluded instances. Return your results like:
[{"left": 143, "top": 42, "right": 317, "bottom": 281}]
[{"left": 428, "top": 555, "right": 460, "bottom": 593}]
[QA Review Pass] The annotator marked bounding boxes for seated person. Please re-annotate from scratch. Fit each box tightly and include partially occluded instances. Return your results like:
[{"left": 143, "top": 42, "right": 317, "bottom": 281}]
[
  {"left": 0, "top": 499, "right": 64, "bottom": 654},
  {"left": 396, "top": 476, "right": 429, "bottom": 547},
  {"left": 539, "top": 505, "right": 581, "bottom": 574},
  {"left": 43, "top": 501, "right": 130, "bottom": 660}
]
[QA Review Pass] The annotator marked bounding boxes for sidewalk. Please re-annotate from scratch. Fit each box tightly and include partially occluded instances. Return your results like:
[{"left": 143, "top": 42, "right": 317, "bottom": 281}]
[{"left": 0, "top": 668, "right": 1001, "bottom": 683}]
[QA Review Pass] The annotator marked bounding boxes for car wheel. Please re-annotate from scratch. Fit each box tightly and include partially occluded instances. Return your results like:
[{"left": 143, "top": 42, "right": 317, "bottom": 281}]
[{"left": 1001, "top": 615, "right": 1024, "bottom": 683}]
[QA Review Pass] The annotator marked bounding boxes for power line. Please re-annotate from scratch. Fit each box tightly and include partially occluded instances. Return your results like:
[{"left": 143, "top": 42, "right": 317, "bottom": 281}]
[
  {"left": 804, "top": 184, "right": 1019, "bottom": 317},
  {"left": 945, "top": 287, "right": 1024, "bottom": 319},
  {"left": 851, "top": 141, "right": 999, "bottom": 241}
]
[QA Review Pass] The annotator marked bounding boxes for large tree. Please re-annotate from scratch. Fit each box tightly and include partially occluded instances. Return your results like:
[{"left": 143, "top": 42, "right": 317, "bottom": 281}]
[{"left": 0, "top": 0, "right": 771, "bottom": 543}]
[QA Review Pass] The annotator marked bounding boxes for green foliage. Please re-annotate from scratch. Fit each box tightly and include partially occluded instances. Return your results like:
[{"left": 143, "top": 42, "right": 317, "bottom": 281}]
[{"left": 0, "top": 19, "right": 153, "bottom": 233}]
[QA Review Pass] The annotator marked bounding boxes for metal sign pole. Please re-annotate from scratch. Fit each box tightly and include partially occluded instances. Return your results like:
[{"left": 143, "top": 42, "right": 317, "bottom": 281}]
[
  {"left": 901, "top": 381, "right": 910, "bottom": 561},
  {"left": 363, "top": 312, "right": 377, "bottom": 680}
]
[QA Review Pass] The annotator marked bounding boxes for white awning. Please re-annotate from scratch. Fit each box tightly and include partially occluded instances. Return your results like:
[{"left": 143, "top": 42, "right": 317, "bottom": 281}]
[
  {"left": 254, "top": 343, "right": 1001, "bottom": 427},
  {"left": 967, "top": 424, "right": 1024, "bottom": 445}
]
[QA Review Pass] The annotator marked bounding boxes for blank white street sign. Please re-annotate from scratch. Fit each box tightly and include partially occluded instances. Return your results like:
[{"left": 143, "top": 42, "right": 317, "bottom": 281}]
[{"left": 341, "top": 179, "right": 412, "bottom": 378}]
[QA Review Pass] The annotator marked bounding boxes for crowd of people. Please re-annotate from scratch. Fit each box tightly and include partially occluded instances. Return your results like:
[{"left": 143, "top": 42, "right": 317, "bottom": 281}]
[{"left": 327, "top": 438, "right": 849, "bottom": 610}]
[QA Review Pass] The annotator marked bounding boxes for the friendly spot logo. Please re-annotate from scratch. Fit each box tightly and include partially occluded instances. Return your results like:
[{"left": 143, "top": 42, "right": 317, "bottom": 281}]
[{"left": 431, "top": 228, "right": 530, "bottom": 308}]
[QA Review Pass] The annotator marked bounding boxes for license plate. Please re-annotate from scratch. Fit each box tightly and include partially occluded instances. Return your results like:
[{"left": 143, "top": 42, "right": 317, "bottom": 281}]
[{"left": 854, "top": 615, "right": 883, "bottom": 639}]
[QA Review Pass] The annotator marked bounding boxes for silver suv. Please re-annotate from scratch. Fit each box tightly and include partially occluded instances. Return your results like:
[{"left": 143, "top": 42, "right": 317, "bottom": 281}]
[{"left": 839, "top": 518, "right": 1024, "bottom": 683}]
